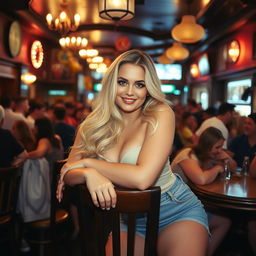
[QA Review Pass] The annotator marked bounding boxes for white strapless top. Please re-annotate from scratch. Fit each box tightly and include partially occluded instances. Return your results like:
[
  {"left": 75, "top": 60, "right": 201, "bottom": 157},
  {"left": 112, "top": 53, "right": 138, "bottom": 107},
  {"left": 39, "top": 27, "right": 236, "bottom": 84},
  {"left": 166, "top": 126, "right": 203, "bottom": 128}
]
[{"left": 120, "top": 146, "right": 176, "bottom": 193}]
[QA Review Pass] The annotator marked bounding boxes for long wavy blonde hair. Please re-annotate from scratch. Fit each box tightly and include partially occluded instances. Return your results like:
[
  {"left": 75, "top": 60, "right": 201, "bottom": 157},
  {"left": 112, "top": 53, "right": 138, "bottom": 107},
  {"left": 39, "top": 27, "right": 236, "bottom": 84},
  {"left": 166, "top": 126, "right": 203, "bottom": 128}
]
[{"left": 74, "top": 49, "right": 169, "bottom": 159}]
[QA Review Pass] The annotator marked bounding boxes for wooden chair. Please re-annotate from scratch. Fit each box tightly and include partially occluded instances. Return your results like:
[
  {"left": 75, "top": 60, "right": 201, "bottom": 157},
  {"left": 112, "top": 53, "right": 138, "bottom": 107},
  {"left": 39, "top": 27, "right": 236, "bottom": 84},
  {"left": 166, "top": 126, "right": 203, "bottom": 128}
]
[
  {"left": 74, "top": 184, "right": 161, "bottom": 256},
  {"left": 24, "top": 161, "right": 70, "bottom": 256},
  {"left": 0, "top": 165, "right": 22, "bottom": 255}
]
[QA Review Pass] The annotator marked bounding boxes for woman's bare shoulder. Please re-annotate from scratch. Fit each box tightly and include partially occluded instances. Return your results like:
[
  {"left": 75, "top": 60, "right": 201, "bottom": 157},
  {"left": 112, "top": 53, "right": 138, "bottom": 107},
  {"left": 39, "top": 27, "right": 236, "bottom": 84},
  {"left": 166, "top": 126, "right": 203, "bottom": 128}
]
[{"left": 155, "top": 104, "right": 174, "bottom": 118}]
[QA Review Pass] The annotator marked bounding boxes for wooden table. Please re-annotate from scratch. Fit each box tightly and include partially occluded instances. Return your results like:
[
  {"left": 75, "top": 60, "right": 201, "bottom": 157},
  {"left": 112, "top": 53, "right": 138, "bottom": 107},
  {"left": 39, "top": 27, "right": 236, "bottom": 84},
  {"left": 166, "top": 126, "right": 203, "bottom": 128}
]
[{"left": 189, "top": 173, "right": 256, "bottom": 213}]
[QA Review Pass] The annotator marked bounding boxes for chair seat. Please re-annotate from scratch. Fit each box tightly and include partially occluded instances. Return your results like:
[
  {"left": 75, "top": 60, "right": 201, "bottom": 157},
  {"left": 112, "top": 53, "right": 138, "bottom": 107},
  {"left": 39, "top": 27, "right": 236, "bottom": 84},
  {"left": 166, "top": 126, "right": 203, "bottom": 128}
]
[
  {"left": 0, "top": 215, "right": 11, "bottom": 224},
  {"left": 27, "top": 209, "right": 69, "bottom": 228}
]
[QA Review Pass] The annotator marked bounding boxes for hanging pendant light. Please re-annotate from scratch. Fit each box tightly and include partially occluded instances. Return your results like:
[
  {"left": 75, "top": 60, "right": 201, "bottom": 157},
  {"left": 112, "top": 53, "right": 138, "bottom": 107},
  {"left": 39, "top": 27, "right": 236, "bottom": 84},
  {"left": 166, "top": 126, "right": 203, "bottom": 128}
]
[
  {"left": 166, "top": 42, "right": 189, "bottom": 61},
  {"left": 171, "top": 15, "right": 205, "bottom": 43},
  {"left": 157, "top": 54, "right": 174, "bottom": 64},
  {"left": 99, "top": 0, "right": 135, "bottom": 21}
]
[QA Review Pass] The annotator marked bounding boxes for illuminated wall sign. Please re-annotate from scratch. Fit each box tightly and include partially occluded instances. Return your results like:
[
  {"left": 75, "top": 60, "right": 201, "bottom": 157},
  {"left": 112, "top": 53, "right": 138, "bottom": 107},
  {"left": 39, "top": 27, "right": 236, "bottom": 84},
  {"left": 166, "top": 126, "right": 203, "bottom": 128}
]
[
  {"left": 161, "top": 84, "right": 176, "bottom": 93},
  {"left": 48, "top": 90, "right": 67, "bottom": 96},
  {"left": 31, "top": 40, "right": 44, "bottom": 69}
]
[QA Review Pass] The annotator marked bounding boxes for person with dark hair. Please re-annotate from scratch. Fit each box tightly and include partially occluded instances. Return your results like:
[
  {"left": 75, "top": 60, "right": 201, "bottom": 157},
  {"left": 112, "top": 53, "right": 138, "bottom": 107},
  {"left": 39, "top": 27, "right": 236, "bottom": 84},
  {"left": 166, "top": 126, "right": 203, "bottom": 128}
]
[
  {"left": 196, "top": 102, "right": 236, "bottom": 148},
  {"left": 228, "top": 113, "right": 256, "bottom": 167},
  {"left": 26, "top": 100, "right": 45, "bottom": 129},
  {"left": 171, "top": 127, "right": 237, "bottom": 256},
  {"left": 64, "top": 101, "right": 78, "bottom": 127},
  {"left": 53, "top": 106, "right": 75, "bottom": 155},
  {"left": 0, "top": 96, "right": 27, "bottom": 130},
  {"left": 28, "top": 117, "right": 64, "bottom": 169},
  {"left": 0, "top": 105, "right": 28, "bottom": 167},
  {"left": 178, "top": 111, "right": 198, "bottom": 147},
  {"left": 187, "top": 98, "right": 203, "bottom": 125}
]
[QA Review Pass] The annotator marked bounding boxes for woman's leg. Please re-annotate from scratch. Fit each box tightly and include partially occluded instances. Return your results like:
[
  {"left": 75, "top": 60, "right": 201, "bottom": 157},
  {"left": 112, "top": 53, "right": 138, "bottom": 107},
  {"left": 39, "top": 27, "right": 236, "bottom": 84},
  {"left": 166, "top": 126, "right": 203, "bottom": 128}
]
[
  {"left": 207, "top": 214, "right": 231, "bottom": 256},
  {"left": 157, "top": 220, "right": 208, "bottom": 256}
]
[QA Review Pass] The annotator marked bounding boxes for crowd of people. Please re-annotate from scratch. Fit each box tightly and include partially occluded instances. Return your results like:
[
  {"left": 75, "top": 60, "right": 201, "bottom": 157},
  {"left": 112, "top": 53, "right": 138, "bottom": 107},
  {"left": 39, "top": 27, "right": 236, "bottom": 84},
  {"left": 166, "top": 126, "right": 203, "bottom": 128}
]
[{"left": 0, "top": 49, "right": 256, "bottom": 255}]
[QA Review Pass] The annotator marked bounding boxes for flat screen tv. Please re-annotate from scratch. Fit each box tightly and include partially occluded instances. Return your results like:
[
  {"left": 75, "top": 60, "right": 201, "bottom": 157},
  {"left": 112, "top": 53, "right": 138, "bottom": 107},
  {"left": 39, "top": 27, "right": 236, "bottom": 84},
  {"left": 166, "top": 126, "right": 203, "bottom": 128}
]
[{"left": 155, "top": 64, "right": 182, "bottom": 80}]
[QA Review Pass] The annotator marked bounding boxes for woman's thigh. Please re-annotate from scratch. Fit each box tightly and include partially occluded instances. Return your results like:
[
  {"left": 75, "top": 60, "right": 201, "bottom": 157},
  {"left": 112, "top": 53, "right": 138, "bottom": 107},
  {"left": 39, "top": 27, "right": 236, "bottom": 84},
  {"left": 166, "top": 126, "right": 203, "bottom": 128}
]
[{"left": 157, "top": 220, "right": 208, "bottom": 256}]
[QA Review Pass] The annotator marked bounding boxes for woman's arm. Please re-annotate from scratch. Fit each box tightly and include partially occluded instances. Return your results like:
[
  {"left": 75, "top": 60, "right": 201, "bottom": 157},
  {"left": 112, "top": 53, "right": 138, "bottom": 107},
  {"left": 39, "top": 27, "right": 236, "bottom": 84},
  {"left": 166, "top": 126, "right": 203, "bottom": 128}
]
[
  {"left": 83, "top": 105, "right": 175, "bottom": 190},
  {"left": 12, "top": 150, "right": 28, "bottom": 166},
  {"left": 249, "top": 155, "right": 256, "bottom": 178},
  {"left": 179, "top": 158, "right": 224, "bottom": 185},
  {"left": 214, "top": 149, "right": 237, "bottom": 172},
  {"left": 63, "top": 167, "right": 116, "bottom": 209},
  {"left": 28, "top": 138, "right": 50, "bottom": 159}
]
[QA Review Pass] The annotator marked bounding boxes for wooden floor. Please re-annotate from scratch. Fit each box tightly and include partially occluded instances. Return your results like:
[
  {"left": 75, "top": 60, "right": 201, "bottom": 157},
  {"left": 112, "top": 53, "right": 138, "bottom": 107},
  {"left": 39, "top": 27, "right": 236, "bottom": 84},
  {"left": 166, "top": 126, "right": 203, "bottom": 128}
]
[{"left": 0, "top": 225, "right": 255, "bottom": 256}]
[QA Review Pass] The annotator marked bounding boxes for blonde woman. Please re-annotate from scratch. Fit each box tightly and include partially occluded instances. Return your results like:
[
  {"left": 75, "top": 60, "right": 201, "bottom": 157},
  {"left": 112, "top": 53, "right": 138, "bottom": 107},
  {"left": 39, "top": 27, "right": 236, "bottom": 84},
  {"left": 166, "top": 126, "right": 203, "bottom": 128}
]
[{"left": 57, "top": 49, "right": 209, "bottom": 256}]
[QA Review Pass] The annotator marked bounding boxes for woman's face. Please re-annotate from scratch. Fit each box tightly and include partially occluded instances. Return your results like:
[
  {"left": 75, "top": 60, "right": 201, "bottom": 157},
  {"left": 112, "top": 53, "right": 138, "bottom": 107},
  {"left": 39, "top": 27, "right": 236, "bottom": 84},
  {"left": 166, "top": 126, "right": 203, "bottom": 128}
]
[
  {"left": 208, "top": 139, "right": 224, "bottom": 159},
  {"left": 115, "top": 63, "right": 148, "bottom": 114}
]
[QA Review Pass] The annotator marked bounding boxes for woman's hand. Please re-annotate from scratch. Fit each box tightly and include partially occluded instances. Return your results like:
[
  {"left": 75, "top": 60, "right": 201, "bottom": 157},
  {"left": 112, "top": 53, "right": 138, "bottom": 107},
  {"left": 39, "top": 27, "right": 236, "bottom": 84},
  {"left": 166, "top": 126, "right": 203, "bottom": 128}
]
[
  {"left": 56, "top": 160, "right": 87, "bottom": 201},
  {"left": 85, "top": 168, "right": 117, "bottom": 210}
]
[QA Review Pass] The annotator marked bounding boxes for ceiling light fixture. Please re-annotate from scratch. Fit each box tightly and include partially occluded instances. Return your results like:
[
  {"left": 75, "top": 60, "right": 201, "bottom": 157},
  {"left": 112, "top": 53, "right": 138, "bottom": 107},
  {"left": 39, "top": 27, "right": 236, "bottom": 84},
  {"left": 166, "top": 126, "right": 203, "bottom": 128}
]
[
  {"left": 99, "top": 0, "right": 135, "bottom": 21},
  {"left": 21, "top": 72, "right": 37, "bottom": 85},
  {"left": 79, "top": 49, "right": 99, "bottom": 59},
  {"left": 171, "top": 15, "right": 205, "bottom": 43},
  {"left": 46, "top": 0, "right": 80, "bottom": 35},
  {"left": 166, "top": 42, "right": 189, "bottom": 61},
  {"left": 59, "top": 36, "right": 88, "bottom": 50}
]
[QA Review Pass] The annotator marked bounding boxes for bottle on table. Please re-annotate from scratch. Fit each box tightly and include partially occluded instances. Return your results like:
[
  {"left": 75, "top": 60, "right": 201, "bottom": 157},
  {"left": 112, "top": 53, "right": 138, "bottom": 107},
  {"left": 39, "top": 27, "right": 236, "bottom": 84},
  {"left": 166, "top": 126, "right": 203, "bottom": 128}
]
[
  {"left": 224, "top": 159, "right": 231, "bottom": 180},
  {"left": 242, "top": 156, "right": 250, "bottom": 176}
]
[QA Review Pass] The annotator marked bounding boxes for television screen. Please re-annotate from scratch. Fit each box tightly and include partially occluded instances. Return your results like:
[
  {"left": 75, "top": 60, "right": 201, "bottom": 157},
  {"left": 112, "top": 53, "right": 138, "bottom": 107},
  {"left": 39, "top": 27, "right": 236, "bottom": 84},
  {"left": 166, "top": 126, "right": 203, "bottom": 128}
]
[
  {"left": 155, "top": 64, "right": 182, "bottom": 80},
  {"left": 198, "top": 54, "right": 210, "bottom": 76}
]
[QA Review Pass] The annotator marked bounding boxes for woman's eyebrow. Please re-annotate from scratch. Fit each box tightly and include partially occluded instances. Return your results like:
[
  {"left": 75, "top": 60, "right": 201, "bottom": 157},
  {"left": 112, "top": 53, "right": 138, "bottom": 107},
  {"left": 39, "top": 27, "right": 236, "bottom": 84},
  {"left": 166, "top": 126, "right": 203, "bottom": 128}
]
[{"left": 118, "top": 76, "right": 145, "bottom": 83}]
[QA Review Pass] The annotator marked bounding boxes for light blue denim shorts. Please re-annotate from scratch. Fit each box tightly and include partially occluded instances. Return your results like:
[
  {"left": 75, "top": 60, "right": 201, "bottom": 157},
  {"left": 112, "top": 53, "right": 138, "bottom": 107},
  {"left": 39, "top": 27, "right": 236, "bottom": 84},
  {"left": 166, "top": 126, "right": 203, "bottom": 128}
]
[{"left": 120, "top": 174, "right": 209, "bottom": 237}]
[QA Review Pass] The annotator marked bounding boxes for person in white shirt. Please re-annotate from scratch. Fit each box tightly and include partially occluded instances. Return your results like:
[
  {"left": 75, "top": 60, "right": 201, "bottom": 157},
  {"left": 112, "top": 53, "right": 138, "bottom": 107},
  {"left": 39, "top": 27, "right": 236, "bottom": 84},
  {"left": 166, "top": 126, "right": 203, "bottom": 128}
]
[
  {"left": 196, "top": 102, "right": 235, "bottom": 149},
  {"left": 0, "top": 97, "right": 26, "bottom": 130}
]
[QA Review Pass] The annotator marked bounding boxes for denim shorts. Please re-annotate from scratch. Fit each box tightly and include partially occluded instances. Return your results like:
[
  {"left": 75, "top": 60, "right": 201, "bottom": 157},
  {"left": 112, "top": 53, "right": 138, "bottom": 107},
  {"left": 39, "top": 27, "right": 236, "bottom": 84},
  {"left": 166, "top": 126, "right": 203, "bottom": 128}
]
[{"left": 120, "top": 174, "right": 209, "bottom": 237}]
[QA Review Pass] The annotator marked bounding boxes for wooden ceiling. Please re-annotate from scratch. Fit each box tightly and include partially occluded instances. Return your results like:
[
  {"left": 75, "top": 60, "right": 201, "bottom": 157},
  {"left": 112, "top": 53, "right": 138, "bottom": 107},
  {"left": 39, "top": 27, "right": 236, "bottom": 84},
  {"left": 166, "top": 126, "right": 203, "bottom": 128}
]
[{"left": 1, "top": 0, "right": 256, "bottom": 61}]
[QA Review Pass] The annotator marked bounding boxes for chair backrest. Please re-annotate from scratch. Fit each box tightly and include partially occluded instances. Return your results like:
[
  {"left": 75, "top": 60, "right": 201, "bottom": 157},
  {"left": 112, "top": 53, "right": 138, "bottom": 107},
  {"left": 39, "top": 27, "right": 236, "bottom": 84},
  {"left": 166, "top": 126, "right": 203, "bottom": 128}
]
[
  {"left": 75, "top": 184, "right": 161, "bottom": 256},
  {"left": 0, "top": 165, "right": 21, "bottom": 222}
]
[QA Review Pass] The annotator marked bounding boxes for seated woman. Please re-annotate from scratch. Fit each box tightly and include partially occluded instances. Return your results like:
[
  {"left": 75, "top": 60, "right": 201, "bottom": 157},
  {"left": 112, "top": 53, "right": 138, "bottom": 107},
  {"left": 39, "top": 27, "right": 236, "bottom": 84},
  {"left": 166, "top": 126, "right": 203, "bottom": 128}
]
[
  {"left": 171, "top": 127, "right": 237, "bottom": 256},
  {"left": 28, "top": 117, "right": 64, "bottom": 169},
  {"left": 57, "top": 49, "right": 209, "bottom": 256}
]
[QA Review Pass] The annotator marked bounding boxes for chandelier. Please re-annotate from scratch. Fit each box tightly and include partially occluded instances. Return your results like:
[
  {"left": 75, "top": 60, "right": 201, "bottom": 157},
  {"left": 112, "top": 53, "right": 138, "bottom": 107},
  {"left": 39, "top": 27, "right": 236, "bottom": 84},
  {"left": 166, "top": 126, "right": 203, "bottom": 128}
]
[
  {"left": 46, "top": 0, "right": 80, "bottom": 35},
  {"left": 79, "top": 49, "right": 99, "bottom": 59},
  {"left": 99, "top": 0, "right": 135, "bottom": 21},
  {"left": 59, "top": 36, "right": 88, "bottom": 50},
  {"left": 171, "top": 15, "right": 205, "bottom": 43}
]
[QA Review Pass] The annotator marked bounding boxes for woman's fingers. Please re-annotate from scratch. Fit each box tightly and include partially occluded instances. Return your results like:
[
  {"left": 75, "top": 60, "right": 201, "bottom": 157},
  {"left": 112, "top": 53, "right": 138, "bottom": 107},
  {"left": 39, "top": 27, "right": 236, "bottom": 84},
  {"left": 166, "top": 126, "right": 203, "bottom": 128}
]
[
  {"left": 108, "top": 185, "right": 117, "bottom": 208},
  {"left": 90, "top": 184, "right": 116, "bottom": 210}
]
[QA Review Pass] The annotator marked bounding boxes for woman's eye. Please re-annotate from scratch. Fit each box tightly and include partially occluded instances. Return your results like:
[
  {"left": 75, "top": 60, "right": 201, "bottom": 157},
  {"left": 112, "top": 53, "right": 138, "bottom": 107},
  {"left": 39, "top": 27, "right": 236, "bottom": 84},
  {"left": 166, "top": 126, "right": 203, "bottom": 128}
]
[
  {"left": 117, "top": 80, "right": 127, "bottom": 86},
  {"left": 136, "top": 83, "right": 145, "bottom": 88}
]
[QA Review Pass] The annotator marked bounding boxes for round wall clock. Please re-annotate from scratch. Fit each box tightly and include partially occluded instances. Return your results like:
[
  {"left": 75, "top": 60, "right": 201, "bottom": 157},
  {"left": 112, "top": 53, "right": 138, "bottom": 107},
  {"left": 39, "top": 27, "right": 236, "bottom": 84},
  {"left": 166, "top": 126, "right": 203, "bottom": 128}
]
[
  {"left": 8, "top": 21, "right": 22, "bottom": 57},
  {"left": 31, "top": 40, "right": 44, "bottom": 69}
]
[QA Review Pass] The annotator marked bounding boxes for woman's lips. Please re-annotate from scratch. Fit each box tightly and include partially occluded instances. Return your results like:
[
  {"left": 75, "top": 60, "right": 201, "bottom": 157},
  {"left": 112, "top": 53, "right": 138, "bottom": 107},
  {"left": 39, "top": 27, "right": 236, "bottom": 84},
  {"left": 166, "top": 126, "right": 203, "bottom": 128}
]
[{"left": 122, "top": 97, "right": 136, "bottom": 104}]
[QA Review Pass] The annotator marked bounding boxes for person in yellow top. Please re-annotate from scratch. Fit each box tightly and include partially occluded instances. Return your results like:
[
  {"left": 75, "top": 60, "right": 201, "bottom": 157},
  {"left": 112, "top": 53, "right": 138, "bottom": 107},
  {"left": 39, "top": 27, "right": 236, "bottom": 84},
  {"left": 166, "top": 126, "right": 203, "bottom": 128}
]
[{"left": 178, "top": 111, "right": 198, "bottom": 147}]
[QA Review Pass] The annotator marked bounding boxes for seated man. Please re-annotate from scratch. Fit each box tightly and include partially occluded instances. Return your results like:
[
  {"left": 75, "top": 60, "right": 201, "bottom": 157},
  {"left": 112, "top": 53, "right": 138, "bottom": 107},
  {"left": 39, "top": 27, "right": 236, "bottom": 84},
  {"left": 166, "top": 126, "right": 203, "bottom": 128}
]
[
  {"left": 228, "top": 113, "right": 256, "bottom": 167},
  {"left": 0, "top": 105, "right": 27, "bottom": 167}
]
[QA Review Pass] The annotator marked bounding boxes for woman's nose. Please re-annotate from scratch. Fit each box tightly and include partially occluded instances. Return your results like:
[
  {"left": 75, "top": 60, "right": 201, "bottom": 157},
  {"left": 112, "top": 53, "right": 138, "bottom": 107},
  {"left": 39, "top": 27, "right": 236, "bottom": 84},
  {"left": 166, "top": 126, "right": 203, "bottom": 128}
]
[{"left": 126, "top": 84, "right": 134, "bottom": 95}]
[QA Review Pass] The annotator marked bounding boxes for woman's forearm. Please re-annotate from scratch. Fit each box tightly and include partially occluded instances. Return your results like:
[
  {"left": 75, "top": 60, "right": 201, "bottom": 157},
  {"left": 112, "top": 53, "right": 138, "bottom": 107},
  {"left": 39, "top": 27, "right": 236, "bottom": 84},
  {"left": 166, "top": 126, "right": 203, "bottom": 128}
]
[
  {"left": 63, "top": 168, "right": 87, "bottom": 186},
  {"left": 84, "top": 158, "right": 159, "bottom": 190}
]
